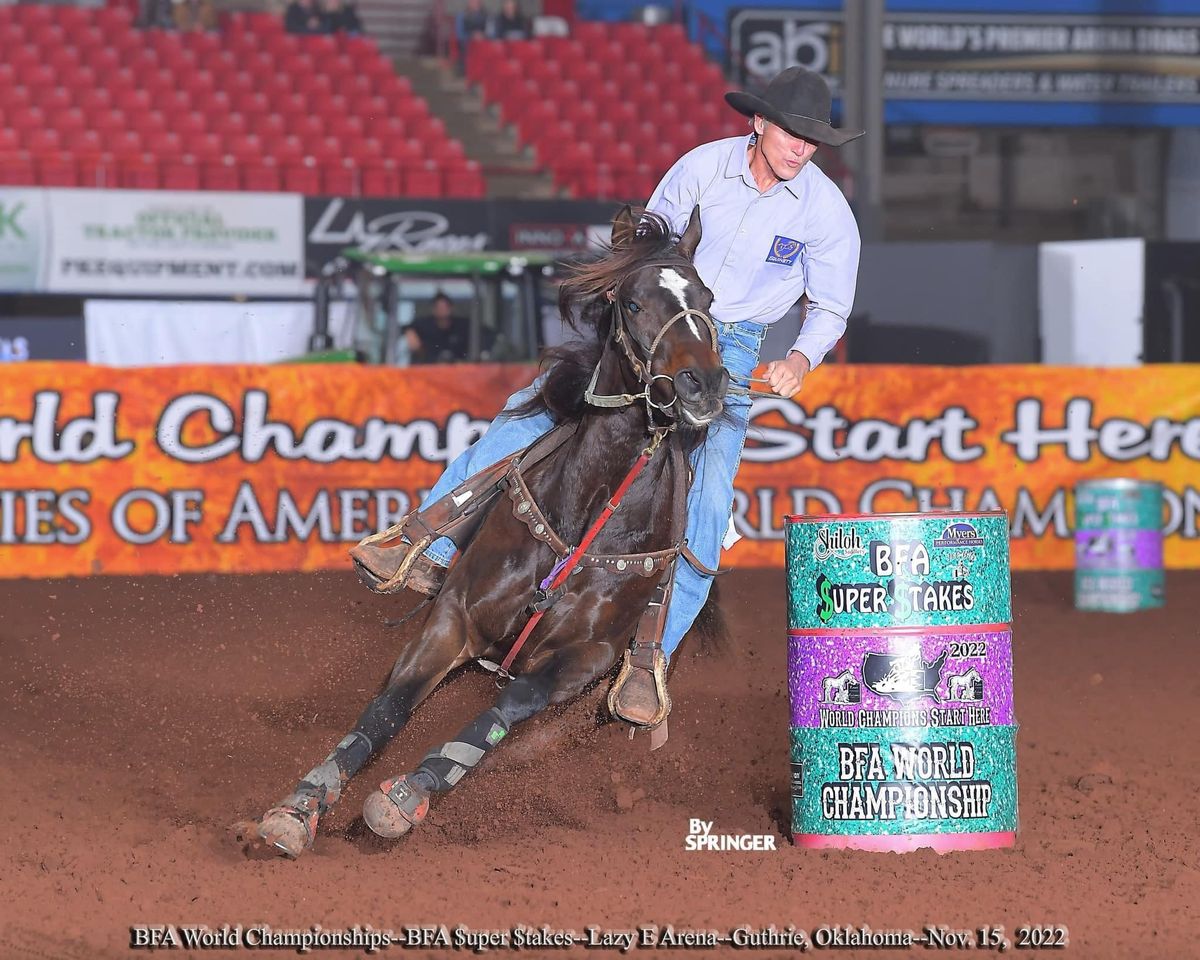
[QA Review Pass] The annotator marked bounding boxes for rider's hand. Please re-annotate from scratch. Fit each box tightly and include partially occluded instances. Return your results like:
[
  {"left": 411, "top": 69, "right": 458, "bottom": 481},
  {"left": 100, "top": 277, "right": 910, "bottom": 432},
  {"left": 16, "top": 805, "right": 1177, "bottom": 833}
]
[{"left": 765, "top": 351, "right": 811, "bottom": 399}]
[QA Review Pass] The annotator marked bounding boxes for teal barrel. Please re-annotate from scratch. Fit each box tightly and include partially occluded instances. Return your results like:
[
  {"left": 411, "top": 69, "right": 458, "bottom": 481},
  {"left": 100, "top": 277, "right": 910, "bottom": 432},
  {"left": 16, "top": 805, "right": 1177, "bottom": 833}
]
[
  {"left": 785, "top": 512, "right": 1017, "bottom": 852},
  {"left": 1074, "top": 479, "right": 1164, "bottom": 613}
]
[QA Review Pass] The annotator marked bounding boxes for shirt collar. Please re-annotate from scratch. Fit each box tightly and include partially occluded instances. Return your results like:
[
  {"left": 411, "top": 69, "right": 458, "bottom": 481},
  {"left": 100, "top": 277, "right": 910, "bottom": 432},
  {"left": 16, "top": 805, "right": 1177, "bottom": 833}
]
[{"left": 724, "top": 135, "right": 803, "bottom": 199}]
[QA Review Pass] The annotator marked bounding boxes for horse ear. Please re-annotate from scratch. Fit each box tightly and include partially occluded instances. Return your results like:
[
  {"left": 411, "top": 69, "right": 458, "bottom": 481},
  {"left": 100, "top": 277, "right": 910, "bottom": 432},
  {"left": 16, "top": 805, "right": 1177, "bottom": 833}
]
[
  {"left": 610, "top": 205, "right": 637, "bottom": 248},
  {"left": 677, "top": 205, "right": 702, "bottom": 260}
]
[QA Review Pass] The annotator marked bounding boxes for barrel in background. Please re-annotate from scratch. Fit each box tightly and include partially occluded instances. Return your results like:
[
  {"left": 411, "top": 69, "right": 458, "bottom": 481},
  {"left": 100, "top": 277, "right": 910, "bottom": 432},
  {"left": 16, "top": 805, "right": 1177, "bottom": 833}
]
[{"left": 1075, "top": 479, "right": 1164, "bottom": 613}]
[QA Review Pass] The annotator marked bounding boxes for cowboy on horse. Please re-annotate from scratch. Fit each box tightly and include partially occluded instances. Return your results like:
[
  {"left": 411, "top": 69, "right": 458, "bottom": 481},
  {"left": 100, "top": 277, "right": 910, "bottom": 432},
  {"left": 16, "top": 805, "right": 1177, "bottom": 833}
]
[
  {"left": 246, "top": 67, "right": 862, "bottom": 859},
  {"left": 354, "top": 66, "right": 864, "bottom": 728}
]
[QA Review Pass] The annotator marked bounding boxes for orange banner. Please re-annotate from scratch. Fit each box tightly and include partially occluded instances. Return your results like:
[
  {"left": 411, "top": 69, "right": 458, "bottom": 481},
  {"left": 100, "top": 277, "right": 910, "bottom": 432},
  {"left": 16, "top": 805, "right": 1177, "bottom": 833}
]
[{"left": 1, "top": 362, "right": 1197, "bottom": 578}]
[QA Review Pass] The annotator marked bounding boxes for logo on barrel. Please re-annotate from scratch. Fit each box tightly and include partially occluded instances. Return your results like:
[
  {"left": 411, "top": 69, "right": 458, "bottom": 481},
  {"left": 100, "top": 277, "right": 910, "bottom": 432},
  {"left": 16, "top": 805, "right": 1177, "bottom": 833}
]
[
  {"left": 932, "top": 522, "right": 985, "bottom": 549},
  {"left": 946, "top": 668, "right": 984, "bottom": 702},
  {"left": 821, "top": 669, "right": 862, "bottom": 704},
  {"left": 861, "top": 650, "right": 948, "bottom": 703},
  {"left": 812, "top": 526, "right": 867, "bottom": 561}
]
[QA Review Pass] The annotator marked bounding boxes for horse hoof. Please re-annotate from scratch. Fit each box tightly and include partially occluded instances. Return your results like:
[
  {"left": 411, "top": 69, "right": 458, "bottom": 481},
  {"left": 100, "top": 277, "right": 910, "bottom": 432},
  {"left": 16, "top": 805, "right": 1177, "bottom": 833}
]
[
  {"left": 255, "top": 798, "right": 320, "bottom": 859},
  {"left": 363, "top": 775, "right": 429, "bottom": 839}
]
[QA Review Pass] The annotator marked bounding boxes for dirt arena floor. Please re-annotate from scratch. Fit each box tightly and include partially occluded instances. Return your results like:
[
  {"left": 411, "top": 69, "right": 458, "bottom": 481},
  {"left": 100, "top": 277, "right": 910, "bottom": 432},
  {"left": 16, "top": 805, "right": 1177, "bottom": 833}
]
[{"left": 2, "top": 568, "right": 1197, "bottom": 959}]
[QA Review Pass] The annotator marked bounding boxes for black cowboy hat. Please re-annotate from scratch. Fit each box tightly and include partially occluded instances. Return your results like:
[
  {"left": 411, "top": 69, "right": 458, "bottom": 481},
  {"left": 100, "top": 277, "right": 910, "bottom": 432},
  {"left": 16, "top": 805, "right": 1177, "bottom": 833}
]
[{"left": 725, "top": 66, "right": 864, "bottom": 147}]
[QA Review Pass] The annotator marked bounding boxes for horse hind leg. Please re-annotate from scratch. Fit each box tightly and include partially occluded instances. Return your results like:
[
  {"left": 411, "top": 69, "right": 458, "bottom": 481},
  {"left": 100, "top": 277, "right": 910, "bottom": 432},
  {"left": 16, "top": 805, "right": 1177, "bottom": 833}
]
[{"left": 362, "top": 644, "right": 613, "bottom": 840}]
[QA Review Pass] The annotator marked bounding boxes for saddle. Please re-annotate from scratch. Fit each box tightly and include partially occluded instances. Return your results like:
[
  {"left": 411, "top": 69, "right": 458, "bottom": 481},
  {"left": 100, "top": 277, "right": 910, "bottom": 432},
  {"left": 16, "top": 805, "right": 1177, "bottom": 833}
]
[{"left": 349, "top": 423, "right": 578, "bottom": 595}]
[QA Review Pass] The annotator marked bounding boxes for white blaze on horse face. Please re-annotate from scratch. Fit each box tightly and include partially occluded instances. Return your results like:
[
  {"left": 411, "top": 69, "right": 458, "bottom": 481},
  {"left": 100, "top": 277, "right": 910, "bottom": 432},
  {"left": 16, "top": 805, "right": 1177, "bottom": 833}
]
[{"left": 658, "top": 268, "right": 702, "bottom": 340}]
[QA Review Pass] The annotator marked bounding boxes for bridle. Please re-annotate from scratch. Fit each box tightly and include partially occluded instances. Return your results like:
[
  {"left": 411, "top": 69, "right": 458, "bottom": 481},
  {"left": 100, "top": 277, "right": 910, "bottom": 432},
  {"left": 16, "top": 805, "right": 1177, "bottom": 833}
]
[{"left": 583, "top": 259, "right": 720, "bottom": 423}]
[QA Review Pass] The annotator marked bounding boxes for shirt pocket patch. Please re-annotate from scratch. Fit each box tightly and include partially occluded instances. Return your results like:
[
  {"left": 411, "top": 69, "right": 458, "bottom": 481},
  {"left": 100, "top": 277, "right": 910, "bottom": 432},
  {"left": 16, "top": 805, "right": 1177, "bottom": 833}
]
[{"left": 765, "top": 235, "right": 804, "bottom": 266}]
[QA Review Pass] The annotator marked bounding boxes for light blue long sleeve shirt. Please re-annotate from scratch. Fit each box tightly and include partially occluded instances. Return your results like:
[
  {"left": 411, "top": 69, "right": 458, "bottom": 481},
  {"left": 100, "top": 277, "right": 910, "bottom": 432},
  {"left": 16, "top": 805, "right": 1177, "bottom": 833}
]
[{"left": 646, "top": 134, "right": 861, "bottom": 367}]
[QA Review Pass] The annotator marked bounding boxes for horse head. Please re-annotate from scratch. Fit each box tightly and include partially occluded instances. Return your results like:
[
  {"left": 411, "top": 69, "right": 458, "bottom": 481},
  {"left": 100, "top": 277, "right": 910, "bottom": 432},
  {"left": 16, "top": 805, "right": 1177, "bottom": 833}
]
[{"left": 596, "top": 205, "right": 729, "bottom": 429}]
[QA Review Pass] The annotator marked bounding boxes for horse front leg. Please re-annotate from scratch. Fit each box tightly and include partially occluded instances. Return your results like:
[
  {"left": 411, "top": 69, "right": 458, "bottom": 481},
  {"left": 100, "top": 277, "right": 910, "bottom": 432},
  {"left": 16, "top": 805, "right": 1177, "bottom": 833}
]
[
  {"left": 361, "top": 641, "right": 616, "bottom": 839},
  {"left": 247, "top": 603, "right": 471, "bottom": 858}
]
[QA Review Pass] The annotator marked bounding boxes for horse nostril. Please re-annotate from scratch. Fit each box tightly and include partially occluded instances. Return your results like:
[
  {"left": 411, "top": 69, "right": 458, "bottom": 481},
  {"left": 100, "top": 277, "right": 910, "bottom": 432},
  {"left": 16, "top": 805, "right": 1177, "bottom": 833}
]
[{"left": 677, "top": 368, "right": 702, "bottom": 398}]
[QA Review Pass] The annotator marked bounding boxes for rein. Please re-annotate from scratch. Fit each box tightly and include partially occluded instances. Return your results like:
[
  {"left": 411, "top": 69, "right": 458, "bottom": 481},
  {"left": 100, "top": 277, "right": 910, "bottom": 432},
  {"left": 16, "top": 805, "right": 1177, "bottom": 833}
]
[{"left": 726, "top": 372, "right": 777, "bottom": 400}]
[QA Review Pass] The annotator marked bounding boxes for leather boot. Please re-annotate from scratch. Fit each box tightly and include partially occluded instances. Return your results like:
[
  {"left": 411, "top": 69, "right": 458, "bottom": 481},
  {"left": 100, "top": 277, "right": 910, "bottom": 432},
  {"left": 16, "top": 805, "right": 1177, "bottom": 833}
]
[{"left": 350, "top": 537, "right": 448, "bottom": 596}]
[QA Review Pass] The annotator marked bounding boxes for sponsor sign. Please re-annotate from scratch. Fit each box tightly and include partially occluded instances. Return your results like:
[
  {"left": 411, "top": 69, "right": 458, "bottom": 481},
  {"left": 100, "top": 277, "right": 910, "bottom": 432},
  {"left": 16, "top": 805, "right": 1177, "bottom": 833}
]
[
  {"left": 729, "top": 9, "right": 845, "bottom": 91},
  {"left": 0, "top": 363, "right": 1197, "bottom": 578},
  {"left": 508, "top": 222, "right": 593, "bottom": 253},
  {"left": 45, "top": 189, "right": 305, "bottom": 296},
  {"left": 729, "top": 8, "right": 1200, "bottom": 107},
  {"left": 0, "top": 188, "right": 49, "bottom": 292},
  {"left": 305, "top": 198, "right": 624, "bottom": 275},
  {"left": 304, "top": 198, "right": 492, "bottom": 275}
]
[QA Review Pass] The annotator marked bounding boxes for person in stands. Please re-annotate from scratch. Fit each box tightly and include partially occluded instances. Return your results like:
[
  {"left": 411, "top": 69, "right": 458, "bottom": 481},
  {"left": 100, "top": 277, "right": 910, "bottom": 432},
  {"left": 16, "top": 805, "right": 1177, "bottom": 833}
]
[
  {"left": 285, "top": 0, "right": 327, "bottom": 34},
  {"left": 322, "top": 0, "right": 363, "bottom": 34},
  {"left": 493, "top": 0, "right": 530, "bottom": 39}
]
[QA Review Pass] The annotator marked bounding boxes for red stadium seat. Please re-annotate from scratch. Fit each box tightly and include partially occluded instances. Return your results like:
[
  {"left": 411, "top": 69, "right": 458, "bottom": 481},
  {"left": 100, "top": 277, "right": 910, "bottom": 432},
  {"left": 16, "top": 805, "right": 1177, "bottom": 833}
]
[
  {"left": 52, "top": 107, "right": 87, "bottom": 135},
  {"left": 23, "top": 128, "right": 60, "bottom": 154},
  {"left": 145, "top": 131, "right": 184, "bottom": 157},
  {"left": 289, "top": 115, "right": 326, "bottom": 142},
  {"left": 404, "top": 162, "right": 442, "bottom": 197},
  {"left": 0, "top": 151, "right": 37, "bottom": 185},
  {"left": 444, "top": 159, "right": 485, "bottom": 198},
  {"left": 33, "top": 85, "right": 71, "bottom": 111},
  {"left": 321, "top": 159, "right": 357, "bottom": 196},
  {"left": 325, "top": 116, "right": 366, "bottom": 142},
  {"left": 175, "top": 112, "right": 209, "bottom": 138},
  {"left": 35, "top": 151, "right": 79, "bottom": 187},
  {"left": 184, "top": 132, "right": 223, "bottom": 159},
  {"left": 110, "top": 131, "right": 143, "bottom": 156},
  {"left": 200, "top": 156, "right": 241, "bottom": 191},
  {"left": 162, "top": 155, "right": 201, "bottom": 190},
  {"left": 227, "top": 134, "right": 263, "bottom": 161},
  {"left": 360, "top": 158, "right": 400, "bottom": 197},
  {"left": 118, "top": 152, "right": 160, "bottom": 190},
  {"left": 209, "top": 112, "right": 248, "bottom": 139},
  {"left": 282, "top": 159, "right": 321, "bottom": 194},
  {"left": 65, "top": 129, "right": 103, "bottom": 154},
  {"left": 271, "top": 135, "right": 306, "bottom": 163},
  {"left": 242, "top": 157, "right": 282, "bottom": 191},
  {"left": 78, "top": 89, "right": 114, "bottom": 115}
]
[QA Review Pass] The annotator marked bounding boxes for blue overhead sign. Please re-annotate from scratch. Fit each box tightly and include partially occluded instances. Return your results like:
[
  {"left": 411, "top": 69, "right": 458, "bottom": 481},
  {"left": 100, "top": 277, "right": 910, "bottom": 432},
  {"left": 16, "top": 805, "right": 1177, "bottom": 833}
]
[{"left": 724, "top": 6, "right": 1200, "bottom": 125}]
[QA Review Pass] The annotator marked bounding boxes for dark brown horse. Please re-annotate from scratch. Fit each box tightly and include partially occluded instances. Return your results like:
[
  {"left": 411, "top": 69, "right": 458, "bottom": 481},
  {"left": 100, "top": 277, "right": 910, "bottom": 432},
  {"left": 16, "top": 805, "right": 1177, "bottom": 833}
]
[{"left": 248, "top": 205, "right": 728, "bottom": 857}]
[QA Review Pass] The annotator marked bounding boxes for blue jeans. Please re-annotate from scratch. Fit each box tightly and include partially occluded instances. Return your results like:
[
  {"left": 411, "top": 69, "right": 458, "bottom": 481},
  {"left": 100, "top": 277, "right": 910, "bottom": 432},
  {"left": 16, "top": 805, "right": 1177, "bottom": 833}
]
[{"left": 421, "top": 320, "right": 767, "bottom": 660}]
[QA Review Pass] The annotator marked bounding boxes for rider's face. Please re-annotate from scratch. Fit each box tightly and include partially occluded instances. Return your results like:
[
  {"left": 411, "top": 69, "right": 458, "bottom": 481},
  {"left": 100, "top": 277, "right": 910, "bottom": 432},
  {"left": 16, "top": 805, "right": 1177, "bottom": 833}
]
[{"left": 754, "top": 117, "right": 819, "bottom": 180}]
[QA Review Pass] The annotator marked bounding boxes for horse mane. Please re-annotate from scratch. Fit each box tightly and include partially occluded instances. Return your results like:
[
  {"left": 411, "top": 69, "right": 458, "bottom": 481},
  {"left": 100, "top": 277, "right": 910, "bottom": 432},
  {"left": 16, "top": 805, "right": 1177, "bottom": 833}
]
[{"left": 511, "top": 210, "right": 682, "bottom": 423}]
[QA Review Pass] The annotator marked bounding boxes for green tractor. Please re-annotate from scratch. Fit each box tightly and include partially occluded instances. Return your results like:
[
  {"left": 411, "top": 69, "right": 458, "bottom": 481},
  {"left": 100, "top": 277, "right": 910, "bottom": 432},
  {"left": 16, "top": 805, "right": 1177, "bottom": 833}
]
[{"left": 305, "top": 249, "right": 565, "bottom": 365}]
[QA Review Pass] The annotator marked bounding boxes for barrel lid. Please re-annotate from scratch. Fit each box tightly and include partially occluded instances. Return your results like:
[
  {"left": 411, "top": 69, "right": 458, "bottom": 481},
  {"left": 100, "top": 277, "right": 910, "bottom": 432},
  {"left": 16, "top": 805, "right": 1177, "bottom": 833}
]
[
  {"left": 1076, "top": 478, "right": 1162, "bottom": 492},
  {"left": 789, "top": 623, "right": 1012, "bottom": 637},
  {"left": 784, "top": 510, "right": 1009, "bottom": 524}
]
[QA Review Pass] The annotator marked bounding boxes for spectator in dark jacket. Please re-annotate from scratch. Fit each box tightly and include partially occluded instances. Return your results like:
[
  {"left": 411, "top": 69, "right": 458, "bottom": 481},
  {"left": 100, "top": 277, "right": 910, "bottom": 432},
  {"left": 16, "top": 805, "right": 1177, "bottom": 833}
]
[
  {"left": 285, "top": 0, "right": 327, "bottom": 34},
  {"left": 322, "top": 0, "right": 363, "bottom": 34},
  {"left": 460, "top": 0, "right": 490, "bottom": 40},
  {"left": 493, "top": 0, "right": 529, "bottom": 39}
]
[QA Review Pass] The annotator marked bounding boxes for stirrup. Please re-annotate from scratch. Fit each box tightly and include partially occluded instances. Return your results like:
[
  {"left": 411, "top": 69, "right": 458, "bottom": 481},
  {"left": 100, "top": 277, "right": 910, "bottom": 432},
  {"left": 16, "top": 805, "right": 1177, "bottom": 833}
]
[
  {"left": 607, "top": 641, "right": 671, "bottom": 729},
  {"left": 350, "top": 520, "right": 445, "bottom": 596}
]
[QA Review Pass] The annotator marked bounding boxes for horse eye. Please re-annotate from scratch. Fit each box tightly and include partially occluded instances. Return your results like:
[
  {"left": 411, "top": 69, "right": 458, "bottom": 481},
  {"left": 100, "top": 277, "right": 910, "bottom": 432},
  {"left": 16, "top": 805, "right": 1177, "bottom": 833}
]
[{"left": 625, "top": 300, "right": 641, "bottom": 314}]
